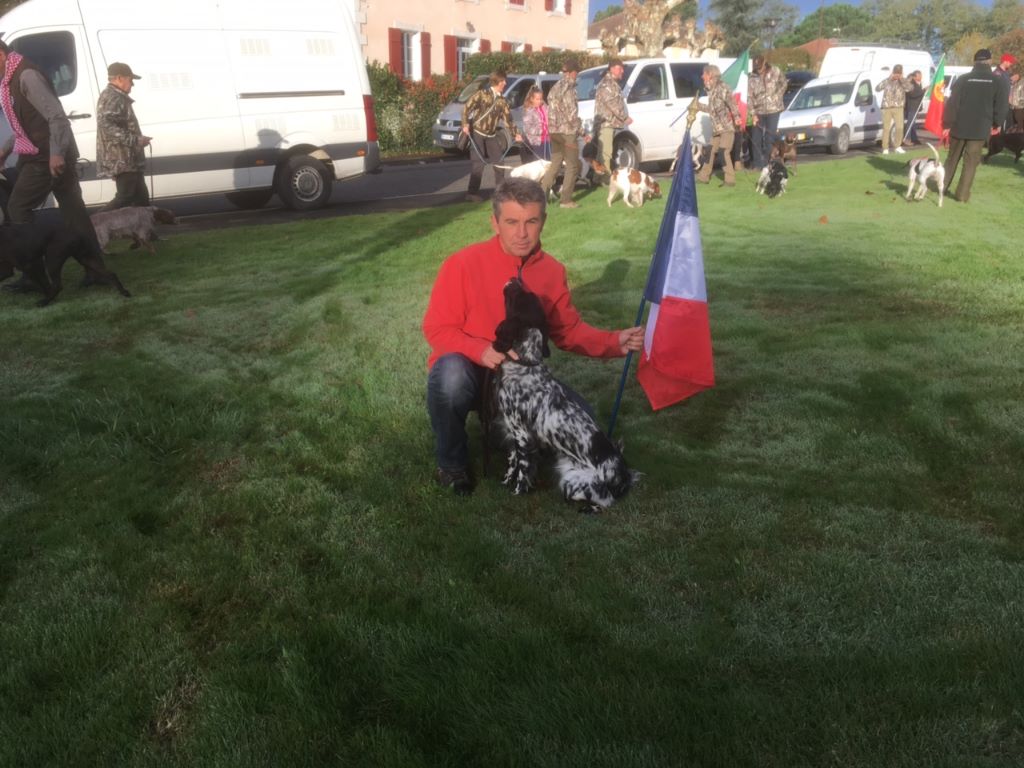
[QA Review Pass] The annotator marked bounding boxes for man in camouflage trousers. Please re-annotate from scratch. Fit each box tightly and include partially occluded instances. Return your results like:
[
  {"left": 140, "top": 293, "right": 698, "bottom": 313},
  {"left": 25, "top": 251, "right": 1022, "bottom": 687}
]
[
  {"left": 696, "top": 65, "right": 742, "bottom": 187},
  {"left": 747, "top": 54, "right": 787, "bottom": 170},
  {"left": 593, "top": 58, "right": 632, "bottom": 181},
  {"left": 461, "top": 71, "right": 521, "bottom": 202},
  {"left": 541, "top": 58, "right": 586, "bottom": 209},
  {"left": 875, "top": 64, "right": 913, "bottom": 154},
  {"left": 97, "top": 62, "right": 152, "bottom": 210}
]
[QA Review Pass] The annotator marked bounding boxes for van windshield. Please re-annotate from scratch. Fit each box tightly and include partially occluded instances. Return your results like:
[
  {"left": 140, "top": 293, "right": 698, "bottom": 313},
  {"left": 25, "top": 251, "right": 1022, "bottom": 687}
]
[{"left": 789, "top": 82, "right": 854, "bottom": 111}]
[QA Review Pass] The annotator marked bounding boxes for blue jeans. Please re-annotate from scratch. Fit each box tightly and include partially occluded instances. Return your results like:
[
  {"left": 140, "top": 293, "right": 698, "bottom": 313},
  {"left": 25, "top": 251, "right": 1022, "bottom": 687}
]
[
  {"left": 751, "top": 111, "right": 781, "bottom": 169},
  {"left": 426, "top": 352, "right": 598, "bottom": 471}
]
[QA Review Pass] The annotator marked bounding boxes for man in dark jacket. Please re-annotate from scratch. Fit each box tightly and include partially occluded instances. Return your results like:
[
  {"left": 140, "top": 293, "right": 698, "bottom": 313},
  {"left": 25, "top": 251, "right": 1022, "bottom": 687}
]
[
  {"left": 96, "top": 61, "right": 151, "bottom": 210},
  {"left": 903, "top": 70, "right": 925, "bottom": 145},
  {"left": 0, "top": 41, "right": 99, "bottom": 246},
  {"left": 942, "top": 49, "right": 1010, "bottom": 203}
]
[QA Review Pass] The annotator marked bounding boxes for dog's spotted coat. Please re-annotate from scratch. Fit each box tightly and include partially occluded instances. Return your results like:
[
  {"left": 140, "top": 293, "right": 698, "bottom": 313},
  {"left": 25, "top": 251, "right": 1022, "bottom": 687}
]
[{"left": 493, "top": 280, "right": 637, "bottom": 511}]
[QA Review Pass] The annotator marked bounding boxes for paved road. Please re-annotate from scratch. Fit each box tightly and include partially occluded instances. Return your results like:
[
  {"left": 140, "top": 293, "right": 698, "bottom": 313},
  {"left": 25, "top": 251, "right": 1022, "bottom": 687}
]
[{"left": 169, "top": 139, "right": 906, "bottom": 234}]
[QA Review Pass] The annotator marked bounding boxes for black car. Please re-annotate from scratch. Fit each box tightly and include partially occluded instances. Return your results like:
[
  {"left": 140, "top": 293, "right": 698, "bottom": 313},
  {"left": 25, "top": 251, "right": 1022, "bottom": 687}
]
[{"left": 782, "top": 70, "right": 816, "bottom": 108}]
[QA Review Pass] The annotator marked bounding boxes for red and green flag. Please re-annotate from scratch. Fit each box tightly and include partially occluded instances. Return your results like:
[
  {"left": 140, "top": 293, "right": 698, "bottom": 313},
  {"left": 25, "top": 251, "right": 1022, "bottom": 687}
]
[
  {"left": 721, "top": 48, "right": 750, "bottom": 125},
  {"left": 923, "top": 55, "right": 946, "bottom": 137}
]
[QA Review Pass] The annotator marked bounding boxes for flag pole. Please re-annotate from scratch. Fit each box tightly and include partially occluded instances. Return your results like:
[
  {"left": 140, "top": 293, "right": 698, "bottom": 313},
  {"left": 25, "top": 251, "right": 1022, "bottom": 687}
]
[{"left": 607, "top": 296, "right": 647, "bottom": 439}]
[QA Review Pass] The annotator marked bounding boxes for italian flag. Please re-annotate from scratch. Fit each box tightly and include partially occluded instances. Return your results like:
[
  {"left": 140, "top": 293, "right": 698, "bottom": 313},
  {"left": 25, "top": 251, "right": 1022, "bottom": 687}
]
[
  {"left": 721, "top": 48, "right": 750, "bottom": 125},
  {"left": 924, "top": 55, "right": 946, "bottom": 138}
]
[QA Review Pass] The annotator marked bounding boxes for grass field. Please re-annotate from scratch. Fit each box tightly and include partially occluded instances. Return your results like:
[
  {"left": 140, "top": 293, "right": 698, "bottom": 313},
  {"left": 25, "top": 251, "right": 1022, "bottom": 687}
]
[{"left": 2, "top": 151, "right": 1023, "bottom": 767}]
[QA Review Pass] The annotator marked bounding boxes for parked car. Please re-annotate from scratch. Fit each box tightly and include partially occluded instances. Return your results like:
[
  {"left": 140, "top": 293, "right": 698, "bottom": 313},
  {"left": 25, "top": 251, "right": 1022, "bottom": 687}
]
[
  {"left": 777, "top": 70, "right": 888, "bottom": 154},
  {"left": 0, "top": 0, "right": 380, "bottom": 211},
  {"left": 432, "top": 73, "right": 560, "bottom": 152},
  {"left": 782, "top": 70, "right": 816, "bottom": 108},
  {"left": 575, "top": 57, "right": 737, "bottom": 169}
]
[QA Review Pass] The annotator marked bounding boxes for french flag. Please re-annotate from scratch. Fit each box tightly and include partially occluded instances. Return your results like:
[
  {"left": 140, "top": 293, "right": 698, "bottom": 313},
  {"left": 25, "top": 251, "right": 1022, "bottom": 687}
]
[{"left": 636, "top": 133, "right": 715, "bottom": 410}]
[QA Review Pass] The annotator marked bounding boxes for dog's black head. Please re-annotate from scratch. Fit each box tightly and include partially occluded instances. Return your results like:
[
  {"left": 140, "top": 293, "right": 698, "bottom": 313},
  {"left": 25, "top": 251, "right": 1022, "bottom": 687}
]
[
  {"left": 493, "top": 278, "right": 550, "bottom": 359},
  {"left": 152, "top": 207, "right": 178, "bottom": 226}
]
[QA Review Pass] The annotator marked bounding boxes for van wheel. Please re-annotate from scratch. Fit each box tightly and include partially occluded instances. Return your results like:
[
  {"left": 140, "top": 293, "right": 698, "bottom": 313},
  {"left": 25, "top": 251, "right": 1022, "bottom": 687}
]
[
  {"left": 828, "top": 125, "right": 850, "bottom": 155},
  {"left": 614, "top": 137, "right": 640, "bottom": 170},
  {"left": 225, "top": 189, "right": 274, "bottom": 209},
  {"left": 277, "top": 155, "right": 332, "bottom": 210}
]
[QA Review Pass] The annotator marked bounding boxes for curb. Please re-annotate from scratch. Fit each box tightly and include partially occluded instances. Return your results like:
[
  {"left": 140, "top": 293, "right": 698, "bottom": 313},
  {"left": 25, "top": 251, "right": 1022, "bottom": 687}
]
[{"left": 380, "top": 152, "right": 464, "bottom": 167}]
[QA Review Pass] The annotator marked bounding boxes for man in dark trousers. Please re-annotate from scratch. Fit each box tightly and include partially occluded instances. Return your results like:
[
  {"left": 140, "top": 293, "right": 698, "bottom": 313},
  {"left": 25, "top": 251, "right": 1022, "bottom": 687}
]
[
  {"left": 942, "top": 49, "right": 1010, "bottom": 203},
  {"left": 96, "top": 61, "right": 152, "bottom": 210},
  {"left": 0, "top": 40, "right": 100, "bottom": 248}
]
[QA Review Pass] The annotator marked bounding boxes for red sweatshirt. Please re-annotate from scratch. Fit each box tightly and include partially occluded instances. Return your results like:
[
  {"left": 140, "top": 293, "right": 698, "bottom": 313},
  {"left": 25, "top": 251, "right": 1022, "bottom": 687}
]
[{"left": 423, "top": 236, "right": 623, "bottom": 369}]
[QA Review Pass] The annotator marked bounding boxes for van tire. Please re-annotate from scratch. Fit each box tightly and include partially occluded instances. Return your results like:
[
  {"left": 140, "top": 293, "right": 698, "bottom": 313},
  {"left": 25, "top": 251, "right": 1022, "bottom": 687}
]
[
  {"left": 828, "top": 126, "right": 850, "bottom": 155},
  {"left": 277, "top": 155, "right": 332, "bottom": 210},
  {"left": 225, "top": 189, "right": 274, "bottom": 209},
  {"left": 614, "top": 137, "right": 640, "bottom": 170}
]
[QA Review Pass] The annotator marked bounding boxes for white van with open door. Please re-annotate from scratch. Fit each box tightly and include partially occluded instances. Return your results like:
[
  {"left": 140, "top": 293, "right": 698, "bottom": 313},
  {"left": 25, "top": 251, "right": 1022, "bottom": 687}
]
[{"left": 0, "top": 0, "right": 380, "bottom": 210}]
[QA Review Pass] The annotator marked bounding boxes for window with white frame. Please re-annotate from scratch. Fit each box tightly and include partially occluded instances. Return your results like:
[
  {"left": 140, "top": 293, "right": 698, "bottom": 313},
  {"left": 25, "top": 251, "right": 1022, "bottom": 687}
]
[
  {"left": 402, "top": 31, "right": 416, "bottom": 79},
  {"left": 456, "top": 37, "right": 476, "bottom": 80}
]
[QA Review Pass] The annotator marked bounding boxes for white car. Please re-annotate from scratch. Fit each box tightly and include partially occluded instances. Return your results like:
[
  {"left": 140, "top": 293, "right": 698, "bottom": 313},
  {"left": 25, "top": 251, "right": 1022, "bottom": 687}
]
[
  {"left": 777, "top": 71, "right": 887, "bottom": 155},
  {"left": 575, "top": 57, "right": 736, "bottom": 168}
]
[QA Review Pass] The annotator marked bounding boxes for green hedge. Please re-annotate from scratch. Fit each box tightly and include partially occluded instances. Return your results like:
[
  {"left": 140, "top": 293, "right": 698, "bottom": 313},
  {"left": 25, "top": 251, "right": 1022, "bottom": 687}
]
[{"left": 465, "top": 50, "right": 601, "bottom": 78}]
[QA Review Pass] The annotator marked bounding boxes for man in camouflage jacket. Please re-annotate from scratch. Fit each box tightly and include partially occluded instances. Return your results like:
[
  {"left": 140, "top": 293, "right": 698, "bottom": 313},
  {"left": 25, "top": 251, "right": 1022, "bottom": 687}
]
[
  {"left": 747, "top": 55, "right": 787, "bottom": 169},
  {"left": 96, "top": 61, "right": 151, "bottom": 210},
  {"left": 540, "top": 58, "right": 586, "bottom": 208},
  {"left": 874, "top": 64, "right": 913, "bottom": 154},
  {"left": 593, "top": 58, "right": 632, "bottom": 180},
  {"left": 696, "top": 65, "right": 742, "bottom": 186},
  {"left": 461, "top": 71, "right": 520, "bottom": 201}
]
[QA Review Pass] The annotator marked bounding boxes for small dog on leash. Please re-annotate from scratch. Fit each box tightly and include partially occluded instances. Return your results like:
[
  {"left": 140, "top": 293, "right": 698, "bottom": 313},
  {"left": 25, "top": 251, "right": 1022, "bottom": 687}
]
[
  {"left": 905, "top": 143, "right": 945, "bottom": 207},
  {"left": 90, "top": 206, "right": 177, "bottom": 254},
  {"left": 982, "top": 131, "right": 1024, "bottom": 164},
  {"left": 607, "top": 167, "right": 661, "bottom": 208},
  {"left": 755, "top": 160, "right": 789, "bottom": 198},
  {"left": 492, "top": 279, "right": 638, "bottom": 512}
]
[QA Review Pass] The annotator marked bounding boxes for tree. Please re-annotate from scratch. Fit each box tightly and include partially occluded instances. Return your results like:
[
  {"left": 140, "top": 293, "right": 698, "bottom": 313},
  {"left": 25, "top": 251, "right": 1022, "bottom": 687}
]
[
  {"left": 985, "top": 0, "right": 1024, "bottom": 38},
  {"left": 776, "top": 4, "right": 874, "bottom": 47},
  {"left": 752, "top": 0, "right": 800, "bottom": 49},
  {"left": 864, "top": 0, "right": 984, "bottom": 53},
  {"left": 709, "top": 0, "right": 763, "bottom": 54},
  {"left": 593, "top": 4, "right": 624, "bottom": 22}
]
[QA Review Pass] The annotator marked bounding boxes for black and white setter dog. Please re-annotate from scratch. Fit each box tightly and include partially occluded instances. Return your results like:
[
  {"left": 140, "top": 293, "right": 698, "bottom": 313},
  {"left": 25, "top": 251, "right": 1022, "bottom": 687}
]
[
  {"left": 755, "top": 159, "right": 789, "bottom": 198},
  {"left": 492, "top": 279, "right": 638, "bottom": 512}
]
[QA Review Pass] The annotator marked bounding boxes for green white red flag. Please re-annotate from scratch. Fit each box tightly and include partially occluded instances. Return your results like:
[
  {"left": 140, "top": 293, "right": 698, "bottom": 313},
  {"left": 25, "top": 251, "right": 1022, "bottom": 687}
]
[{"left": 721, "top": 48, "right": 751, "bottom": 124}]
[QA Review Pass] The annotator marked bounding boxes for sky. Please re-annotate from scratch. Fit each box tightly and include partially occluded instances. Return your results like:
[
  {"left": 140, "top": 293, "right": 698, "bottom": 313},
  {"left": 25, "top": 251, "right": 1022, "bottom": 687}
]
[{"left": 588, "top": 0, "right": 993, "bottom": 24}]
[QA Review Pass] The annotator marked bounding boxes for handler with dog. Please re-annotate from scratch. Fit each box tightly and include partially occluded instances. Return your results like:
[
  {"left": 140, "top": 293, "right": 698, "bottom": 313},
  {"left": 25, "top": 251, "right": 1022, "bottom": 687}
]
[
  {"left": 423, "top": 178, "right": 644, "bottom": 495},
  {"left": 96, "top": 61, "right": 152, "bottom": 210}
]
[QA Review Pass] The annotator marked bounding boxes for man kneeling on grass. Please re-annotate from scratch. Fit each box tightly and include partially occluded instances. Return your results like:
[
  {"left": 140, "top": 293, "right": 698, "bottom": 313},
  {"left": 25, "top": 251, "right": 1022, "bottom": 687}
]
[{"left": 422, "top": 178, "right": 644, "bottom": 495}]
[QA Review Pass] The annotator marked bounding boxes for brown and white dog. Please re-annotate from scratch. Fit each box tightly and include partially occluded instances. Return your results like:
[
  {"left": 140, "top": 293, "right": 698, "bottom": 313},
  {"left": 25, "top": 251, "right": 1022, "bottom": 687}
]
[
  {"left": 90, "top": 206, "right": 177, "bottom": 254},
  {"left": 606, "top": 167, "right": 661, "bottom": 208},
  {"left": 770, "top": 134, "right": 798, "bottom": 172}
]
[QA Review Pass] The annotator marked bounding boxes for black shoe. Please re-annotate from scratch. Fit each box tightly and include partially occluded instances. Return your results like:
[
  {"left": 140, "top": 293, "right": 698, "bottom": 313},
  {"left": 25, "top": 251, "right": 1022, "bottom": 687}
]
[{"left": 435, "top": 466, "right": 474, "bottom": 496}]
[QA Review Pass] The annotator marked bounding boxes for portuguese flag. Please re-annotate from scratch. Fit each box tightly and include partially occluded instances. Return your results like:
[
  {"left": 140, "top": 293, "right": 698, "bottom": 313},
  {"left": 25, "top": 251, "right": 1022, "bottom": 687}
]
[{"left": 924, "top": 55, "right": 946, "bottom": 137}]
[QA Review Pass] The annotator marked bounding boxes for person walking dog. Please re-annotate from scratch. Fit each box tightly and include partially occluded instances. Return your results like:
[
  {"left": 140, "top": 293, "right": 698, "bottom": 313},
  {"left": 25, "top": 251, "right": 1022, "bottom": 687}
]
[{"left": 96, "top": 61, "right": 152, "bottom": 210}]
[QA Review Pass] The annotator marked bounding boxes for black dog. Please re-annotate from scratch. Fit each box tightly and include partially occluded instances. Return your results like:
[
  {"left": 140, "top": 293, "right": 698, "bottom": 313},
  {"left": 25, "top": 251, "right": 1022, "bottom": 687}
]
[
  {"left": 0, "top": 214, "right": 130, "bottom": 306},
  {"left": 983, "top": 131, "right": 1024, "bottom": 164},
  {"left": 755, "top": 159, "right": 789, "bottom": 198}
]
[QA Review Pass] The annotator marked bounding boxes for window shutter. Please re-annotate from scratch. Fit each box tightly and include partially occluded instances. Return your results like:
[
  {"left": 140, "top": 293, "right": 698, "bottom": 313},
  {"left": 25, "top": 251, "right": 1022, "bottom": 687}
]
[
  {"left": 444, "top": 35, "right": 457, "bottom": 75},
  {"left": 545, "top": 0, "right": 553, "bottom": 11},
  {"left": 565, "top": 0, "right": 571, "bottom": 13},
  {"left": 388, "top": 28, "right": 403, "bottom": 76},
  {"left": 501, "top": 41, "right": 513, "bottom": 53},
  {"left": 479, "top": 38, "right": 491, "bottom": 54},
  {"left": 524, "top": 44, "right": 533, "bottom": 53},
  {"left": 421, "top": 32, "right": 431, "bottom": 77}
]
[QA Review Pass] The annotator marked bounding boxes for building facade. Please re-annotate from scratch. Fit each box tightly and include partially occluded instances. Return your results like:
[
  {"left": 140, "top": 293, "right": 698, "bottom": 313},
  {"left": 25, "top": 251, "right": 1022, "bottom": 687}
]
[{"left": 357, "top": 0, "right": 589, "bottom": 80}]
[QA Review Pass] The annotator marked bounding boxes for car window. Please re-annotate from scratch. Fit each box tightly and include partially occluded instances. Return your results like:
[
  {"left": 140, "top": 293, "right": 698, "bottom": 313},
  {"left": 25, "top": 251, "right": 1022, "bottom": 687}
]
[
  {"left": 504, "top": 78, "right": 535, "bottom": 109},
  {"left": 628, "top": 64, "right": 667, "bottom": 103},
  {"left": 790, "top": 82, "right": 854, "bottom": 110},
  {"left": 670, "top": 62, "right": 703, "bottom": 98},
  {"left": 11, "top": 31, "right": 77, "bottom": 96},
  {"left": 855, "top": 81, "right": 872, "bottom": 106}
]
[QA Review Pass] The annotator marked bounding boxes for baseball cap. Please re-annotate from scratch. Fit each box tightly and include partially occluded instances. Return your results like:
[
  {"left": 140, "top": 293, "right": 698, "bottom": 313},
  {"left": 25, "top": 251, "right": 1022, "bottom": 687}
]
[
  {"left": 107, "top": 62, "right": 141, "bottom": 79},
  {"left": 974, "top": 49, "right": 992, "bottom": 63},
  {"left": 1001, "top": 53, "right": 1018, "bottom": 65}
]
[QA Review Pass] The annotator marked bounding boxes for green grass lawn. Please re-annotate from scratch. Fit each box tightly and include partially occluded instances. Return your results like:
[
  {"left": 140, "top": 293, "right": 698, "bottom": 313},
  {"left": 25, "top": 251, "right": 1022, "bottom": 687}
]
[{"left": 2, "top": 152, "right": 1023, "bottom": 767}]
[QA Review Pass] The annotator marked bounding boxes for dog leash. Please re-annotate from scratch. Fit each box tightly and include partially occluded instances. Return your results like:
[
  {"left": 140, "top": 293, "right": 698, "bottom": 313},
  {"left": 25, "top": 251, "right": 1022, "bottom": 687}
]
[{"left": 147, "top": 143, "right": 154, "bottom": 200}]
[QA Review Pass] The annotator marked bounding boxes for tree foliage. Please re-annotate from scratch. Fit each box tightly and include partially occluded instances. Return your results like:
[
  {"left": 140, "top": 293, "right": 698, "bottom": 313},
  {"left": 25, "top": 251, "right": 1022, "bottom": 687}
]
[
  {"left": 777, "top": 4, "right": 875, "bottom": 47},
  {"left": 709, "top": 0, "right": 764, "bottom": 54},
  {"left": 593, "top": 4, "right": 624, "bottom": 22}
]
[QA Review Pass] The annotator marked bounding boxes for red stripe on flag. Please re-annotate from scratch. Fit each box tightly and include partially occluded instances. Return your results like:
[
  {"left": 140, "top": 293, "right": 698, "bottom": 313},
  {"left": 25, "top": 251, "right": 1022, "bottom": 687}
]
[{"left": 637, "top": 297, "right": 715, "bottom": 410}]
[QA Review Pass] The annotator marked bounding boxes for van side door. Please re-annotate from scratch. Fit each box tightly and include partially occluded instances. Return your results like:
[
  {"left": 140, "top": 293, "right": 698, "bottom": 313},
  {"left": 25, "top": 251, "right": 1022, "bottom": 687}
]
[
  {"left": 624, "top": 62, "right": 675, "bottom": 161},
  {"left": 854, "top": 78, "right": 881, "bottom": 143},
  {"left": 7, "top": 27, "right": 107, "bottom": 205}
]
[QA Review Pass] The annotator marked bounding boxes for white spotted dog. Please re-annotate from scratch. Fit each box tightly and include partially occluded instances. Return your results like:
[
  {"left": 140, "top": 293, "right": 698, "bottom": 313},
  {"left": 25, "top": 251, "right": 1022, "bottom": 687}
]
[
  {"left": 755, "top": 159, "right": 788, "bottom": 198},
  {"left": 495, "top": 159, "right": 551, "bottom": 182},
  {"left": 607, "top": 167, "right": 662, "bottom": 208},
  {"left": 905, "top": 142, "right": 945, "bottom": 207},
  {"left": 669, "top": 141, "right": 706, "bottom": 175},
  {"left": 492, "top": 280, "right": 638, "bottom": 512}
]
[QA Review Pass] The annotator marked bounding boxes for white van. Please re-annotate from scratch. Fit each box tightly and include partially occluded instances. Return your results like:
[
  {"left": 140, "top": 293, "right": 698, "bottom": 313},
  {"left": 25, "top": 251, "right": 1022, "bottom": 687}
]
[
  {"left": 819, "top": 46, "right": 934, "bottom": 83},
  {"left": 778, "top": 70, "right": 889, "bottom": 154},
  {"left": 0, "top": 0, "right": 380, "bottom": 210},
  {"left": 575, "top": 57, "right": 737, "bottom": 168}
]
